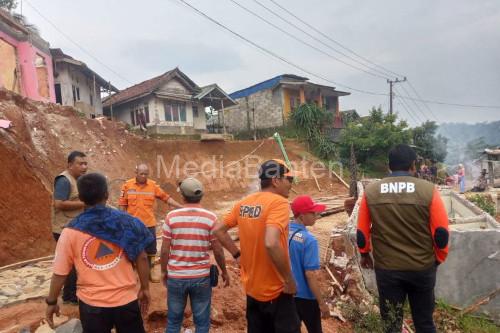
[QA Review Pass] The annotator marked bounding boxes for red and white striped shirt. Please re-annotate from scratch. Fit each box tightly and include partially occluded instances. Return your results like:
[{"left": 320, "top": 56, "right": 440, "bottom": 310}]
[{"left": 163, "top": 204, "right": 217, "bottom": 279}]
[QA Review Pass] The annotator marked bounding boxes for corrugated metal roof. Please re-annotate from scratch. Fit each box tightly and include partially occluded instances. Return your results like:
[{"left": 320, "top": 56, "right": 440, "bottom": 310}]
[{"left": 229, "top": 74, "right": 308, "bottom": 99}]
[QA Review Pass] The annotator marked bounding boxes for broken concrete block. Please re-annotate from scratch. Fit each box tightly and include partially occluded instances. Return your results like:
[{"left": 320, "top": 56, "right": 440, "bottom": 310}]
[
  {"left": 55, "top": 319, "right": 82, "bottom": 333},
  {"left": 0, "top": 284, "right": 20, "bottom": 297}
]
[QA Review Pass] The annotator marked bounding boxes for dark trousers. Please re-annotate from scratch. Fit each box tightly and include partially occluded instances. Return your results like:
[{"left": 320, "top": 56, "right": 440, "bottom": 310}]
[
  {"left": 246, "top": 293, "right": 301, "bottom": 333},
  {"left": 145, "top": 227, "right": 157, "bottom": 256},
  {"left": 375, "top": 265, "right": 437, "bottom": 333},
  {"left": 53, "top": 232, "right": 77, "bottom": 302},
  {"left": 295, "top": 298, "right": 322, "bottom": 333},
  {"left": 79, "top": 299, "right": 145, "bottom": 333}
]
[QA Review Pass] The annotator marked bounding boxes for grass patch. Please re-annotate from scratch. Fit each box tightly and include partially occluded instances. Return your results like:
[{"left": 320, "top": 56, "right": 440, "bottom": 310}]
[
  {"left": 434, "top": 300, "right": 500, "bottom": 333},
  {"left": 466, "top": 194, "right": 496, "bottom": 216},
  {"left": 340, "top": 299, "right": 499, "bottom": 333}
]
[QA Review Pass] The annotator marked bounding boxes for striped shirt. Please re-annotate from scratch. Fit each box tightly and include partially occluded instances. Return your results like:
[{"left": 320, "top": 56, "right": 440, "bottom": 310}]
[{"left": 163, "top": 204, "right": 217, "bottom": 279}]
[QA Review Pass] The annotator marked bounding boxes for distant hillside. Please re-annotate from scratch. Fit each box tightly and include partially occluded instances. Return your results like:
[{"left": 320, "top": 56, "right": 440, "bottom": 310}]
[{"left": 437, "top": 121, "right": 500, "bottom": 165}]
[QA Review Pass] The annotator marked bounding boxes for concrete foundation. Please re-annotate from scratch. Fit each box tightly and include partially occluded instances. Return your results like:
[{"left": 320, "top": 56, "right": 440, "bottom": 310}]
[{"left": 348, "top": 182, "right": 500, "bottom": 322}]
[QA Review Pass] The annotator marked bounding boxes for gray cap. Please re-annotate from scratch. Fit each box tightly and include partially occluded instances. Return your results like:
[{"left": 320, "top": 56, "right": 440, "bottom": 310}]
[{"left": 179, "top": 177, "right": 204, "bottom": 198}]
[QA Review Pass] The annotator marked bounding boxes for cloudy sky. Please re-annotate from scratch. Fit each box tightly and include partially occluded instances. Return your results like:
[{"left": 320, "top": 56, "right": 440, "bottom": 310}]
[{"left": 21, "top": 0, "right": 500, "bottom": 125}]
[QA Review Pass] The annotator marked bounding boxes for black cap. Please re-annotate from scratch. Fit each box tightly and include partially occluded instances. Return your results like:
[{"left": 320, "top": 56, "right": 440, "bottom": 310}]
[{"left": 259, "top": 159, "right": 294, "bottom": 179}]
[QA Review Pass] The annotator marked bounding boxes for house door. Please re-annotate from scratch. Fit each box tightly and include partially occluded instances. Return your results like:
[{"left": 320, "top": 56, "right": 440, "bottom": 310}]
[{"left": 55, "top": 84, "right": 62, "bottom": 104}]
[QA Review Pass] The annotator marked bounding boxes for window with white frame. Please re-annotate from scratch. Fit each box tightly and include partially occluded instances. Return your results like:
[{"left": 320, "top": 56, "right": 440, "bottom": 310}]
[
  {"left": 131, "top": 104, "right": 150, "bottom": 126},
  {"left": 164, "top": 101, "right": 187, "bottom": 122}
]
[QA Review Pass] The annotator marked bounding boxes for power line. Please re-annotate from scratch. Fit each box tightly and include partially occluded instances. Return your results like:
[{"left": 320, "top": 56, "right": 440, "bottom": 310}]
[
  {"left": 402, "top": 81, "right": 453, "bottom": 139},
  {"left": 24, "top": 0, "right": 132, "bottom": 86},
  {"left": 180, "top": 0, "right": 500, "bottom": 111},
  {"left": 398, "top": 83, "right": 431, "bottom": 121},
  {"left": 267, "top": 0, "right": 404, "bottom": 78},
  {"left": 405, "top": 80, "right": 443, "bottom": 121},
  {"left": 250, "top": 0, "right": 391, "bottom": 79},
  {"left": 387, "top": 77, "right": 406, "bottom": 115},
  {"left": 228, "top": 0, "right": 388, "bottom": 80},
  {"left": 394, "top": 87, "right": 423, "bottom": 123},
  {"left": 400, "top": 95, "right": 500, "bottom": 109},
  {"left": 177, "top": 0, "right": 386, "bottom": 96},
  {"left": 395, "top": 98, "right": 420, "bottom": 124}
]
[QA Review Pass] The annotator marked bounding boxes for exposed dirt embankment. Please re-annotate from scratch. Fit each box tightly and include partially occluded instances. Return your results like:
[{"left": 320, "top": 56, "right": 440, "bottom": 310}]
[{"left": 0, "top": 89, "right": 347, "bottom": 266}]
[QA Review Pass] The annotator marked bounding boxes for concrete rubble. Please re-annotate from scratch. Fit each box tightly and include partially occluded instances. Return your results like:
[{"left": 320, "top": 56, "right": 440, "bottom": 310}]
[{"left": 0, "top": 261, "right": 52, "bottom": 307}]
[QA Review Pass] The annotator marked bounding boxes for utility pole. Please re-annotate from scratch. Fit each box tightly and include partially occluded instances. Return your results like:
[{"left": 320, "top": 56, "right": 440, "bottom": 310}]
[{"left": 387, "top": 77, "right": 407, "bottom": 115}]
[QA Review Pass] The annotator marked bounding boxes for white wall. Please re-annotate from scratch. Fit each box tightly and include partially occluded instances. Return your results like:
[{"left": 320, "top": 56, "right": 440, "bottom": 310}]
[
  {"left": 108, "top": 76, "right": 207, "bottom": 132},
  {"left": 54, "top": 63, "right": 104, "bottom": 116}
]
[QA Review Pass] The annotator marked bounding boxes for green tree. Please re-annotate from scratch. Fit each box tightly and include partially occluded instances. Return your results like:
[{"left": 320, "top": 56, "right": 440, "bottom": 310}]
[
  {"left": 289, "top": 103, "right": 336, "bottom": 160},
  {"left": 412, "top": 121, "right": 448, "bottom": 162},
  {"left": 338, "top": 107, "right": 411, "bottom": 173},
  {"left": 0, "top": 0, "right": 17, "bottom": 11}
]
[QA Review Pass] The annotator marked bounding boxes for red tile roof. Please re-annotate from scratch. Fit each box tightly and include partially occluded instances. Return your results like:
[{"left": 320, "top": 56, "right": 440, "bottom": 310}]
[{"left": 103, "top": 68, "right": 198, "bottom": 107}]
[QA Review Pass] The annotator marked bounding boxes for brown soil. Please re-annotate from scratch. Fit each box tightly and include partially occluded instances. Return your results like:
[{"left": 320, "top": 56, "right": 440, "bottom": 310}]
[
  {"left": 0, "top": 262, "right": 352, "bottom": 333},
  {"left": 0, "top": 142, "right": 53, "bottom": 265},
  {"left": 0, "top": 89, "right": 351, "bottom": 331},
  {"left": 0, "top": 88, "right": 347, "bottom": 266}
]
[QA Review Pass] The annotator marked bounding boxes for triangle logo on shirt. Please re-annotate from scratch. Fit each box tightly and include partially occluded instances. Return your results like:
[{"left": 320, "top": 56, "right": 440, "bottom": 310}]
[{"left": 95, "top": 242, "right": 114, "bottom": 259}]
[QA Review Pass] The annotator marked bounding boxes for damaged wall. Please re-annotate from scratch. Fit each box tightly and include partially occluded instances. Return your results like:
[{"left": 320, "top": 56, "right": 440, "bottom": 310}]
[{"left": 436, "top": 229, "right": 500, "bottom": 321}]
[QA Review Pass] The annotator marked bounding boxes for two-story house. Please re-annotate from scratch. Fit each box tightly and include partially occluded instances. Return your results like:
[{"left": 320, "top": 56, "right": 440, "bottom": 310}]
[{"left": 223, "top": 74, "right": 350, "bottom": 133}]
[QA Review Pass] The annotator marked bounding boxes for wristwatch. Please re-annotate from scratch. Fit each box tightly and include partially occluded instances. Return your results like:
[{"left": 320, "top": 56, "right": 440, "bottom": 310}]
[
  {"left": 233, "top": 250, "right": 241, "bottom": 260},
  {"left": 45, "top": 298, "right": 57, "bottom": 306}
]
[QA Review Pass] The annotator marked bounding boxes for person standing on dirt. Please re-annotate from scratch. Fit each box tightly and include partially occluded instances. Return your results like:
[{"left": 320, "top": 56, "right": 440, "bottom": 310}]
[
  {"left": 214, "top": 159, "right": 301, "bottom": 333},
  {"left": 288, "top": 195, "right": 329, "bottom": 333},
  {"left": 357, "top": 144, "right": 449, "bottom": 333},
  {"left": 119, "top": 163, "right": 183, "bottom": 282},
  {"left": 52, "top": 150, "right": 88, "bottom": 304},
  {"left": 46, "top": 173, "right": 153, "bottom": 332},
  {"left": 160, "top": 177, "right": 229, "bottom": 333}
]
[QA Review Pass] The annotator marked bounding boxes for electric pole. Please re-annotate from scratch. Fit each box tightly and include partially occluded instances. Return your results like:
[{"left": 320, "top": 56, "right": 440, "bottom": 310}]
[{"left": 387, "top": 77, "right": 407, "bottom": 115}]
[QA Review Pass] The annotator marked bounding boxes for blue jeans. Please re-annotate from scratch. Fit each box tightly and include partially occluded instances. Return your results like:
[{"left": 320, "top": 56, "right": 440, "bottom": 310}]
[
  {"left": 459, "top": 176, "right": 465, "bottom": 193},
  {"left": 166, "top": 276, "right": 211, "bottom": 333}
]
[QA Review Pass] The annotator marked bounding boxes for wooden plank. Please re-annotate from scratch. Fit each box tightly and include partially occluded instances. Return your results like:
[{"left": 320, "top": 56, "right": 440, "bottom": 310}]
[
  {"left": 461, "top": 288, "right": 500, "bottom": 315},
  {"left": 0, "top": 255, "right": 54, "bottom": 273},
  {"left": 325, "top": 265, "right": 343, "bottom": 292},
  {"left": 313, "top": 174, "right": 322, "bottom": 192}
]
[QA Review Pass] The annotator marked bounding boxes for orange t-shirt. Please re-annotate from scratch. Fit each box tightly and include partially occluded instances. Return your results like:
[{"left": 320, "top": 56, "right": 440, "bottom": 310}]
[
  {"left": 118, "top": 178, "right": 170, "bottom": 227},
  {"left": 224, "top": 191, "right": 291, "bottom": 302},
  {"left": 53, "top": 228, "right": 138, "bottom": 307}
]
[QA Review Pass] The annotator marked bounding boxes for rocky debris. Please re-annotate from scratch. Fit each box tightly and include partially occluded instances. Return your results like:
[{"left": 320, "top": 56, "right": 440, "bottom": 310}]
[
  {"left": 34, "top": 318, "right": 82, "bottom": 333},
  {"left": 0, "top": 261, "right": 53, "bottom": 307}
]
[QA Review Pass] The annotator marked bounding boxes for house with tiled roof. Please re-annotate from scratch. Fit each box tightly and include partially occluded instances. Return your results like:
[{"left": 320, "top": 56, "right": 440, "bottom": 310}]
[
  {"left": 223, "top": 74, "right": 350, "bottom": 133},
  {"left": 102, "top": 68, "right": 235, "bottom": 135}
]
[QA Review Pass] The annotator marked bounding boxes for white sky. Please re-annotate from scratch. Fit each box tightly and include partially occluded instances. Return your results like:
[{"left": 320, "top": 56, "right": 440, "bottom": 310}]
[{"left": 21, "top": 0, "right": 500, "bottom": 125}]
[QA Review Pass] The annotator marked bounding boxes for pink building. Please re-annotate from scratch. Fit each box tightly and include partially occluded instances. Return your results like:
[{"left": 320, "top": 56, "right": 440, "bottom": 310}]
[{"left": 0, "top": 9, "right": 55, "bottom": 103}]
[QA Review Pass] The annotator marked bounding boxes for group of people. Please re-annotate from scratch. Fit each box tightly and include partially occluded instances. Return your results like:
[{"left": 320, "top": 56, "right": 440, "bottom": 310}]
[
  {"left": 416, "top": 160, "right": 438, "bottom": 183},
  {"left": 45, "top": 144, "right": 449, "bottom": 333}
]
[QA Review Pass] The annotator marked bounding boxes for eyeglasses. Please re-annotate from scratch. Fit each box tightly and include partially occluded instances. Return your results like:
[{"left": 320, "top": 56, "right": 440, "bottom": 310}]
[{"left": 285, "top": 176, "right": 294, "bottom": 183}]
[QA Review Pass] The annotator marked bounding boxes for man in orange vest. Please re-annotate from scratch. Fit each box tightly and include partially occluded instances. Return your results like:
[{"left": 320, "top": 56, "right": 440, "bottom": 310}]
[{"left": 119, "top": 163, "right": 182, "bottom": 282}]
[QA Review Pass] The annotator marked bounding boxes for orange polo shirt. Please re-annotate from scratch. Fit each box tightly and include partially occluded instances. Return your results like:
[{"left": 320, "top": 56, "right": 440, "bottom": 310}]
[
  {"left": 224, "top": 191, "right": 291, "bottom": 302},
  {"left": 119, "top": 178, "right": 170, "bottom": 227},
  {"left": 53, "top": 228, "right": 138, "bottom": 307}
]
